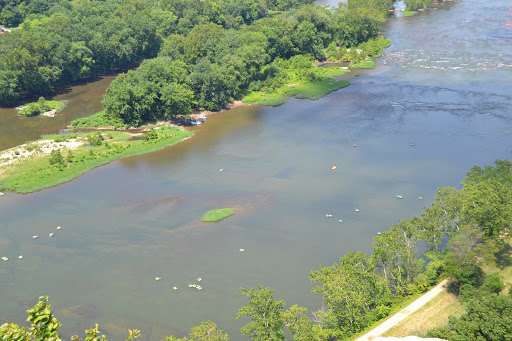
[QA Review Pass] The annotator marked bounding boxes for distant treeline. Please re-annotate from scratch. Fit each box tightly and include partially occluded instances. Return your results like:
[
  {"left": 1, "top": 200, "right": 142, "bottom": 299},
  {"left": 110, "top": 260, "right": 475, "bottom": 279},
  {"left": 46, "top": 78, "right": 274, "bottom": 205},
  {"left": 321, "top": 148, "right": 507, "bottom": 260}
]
[{"left": 0, "top": 0, "right": 396, "bottom": 113}]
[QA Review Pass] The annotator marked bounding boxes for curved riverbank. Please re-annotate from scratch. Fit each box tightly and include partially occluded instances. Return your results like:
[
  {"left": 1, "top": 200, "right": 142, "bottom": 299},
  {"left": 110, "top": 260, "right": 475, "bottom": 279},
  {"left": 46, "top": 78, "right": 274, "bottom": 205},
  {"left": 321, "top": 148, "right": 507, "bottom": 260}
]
[{"left": 0, "top": 125, "right": 192, "bottom": 193}]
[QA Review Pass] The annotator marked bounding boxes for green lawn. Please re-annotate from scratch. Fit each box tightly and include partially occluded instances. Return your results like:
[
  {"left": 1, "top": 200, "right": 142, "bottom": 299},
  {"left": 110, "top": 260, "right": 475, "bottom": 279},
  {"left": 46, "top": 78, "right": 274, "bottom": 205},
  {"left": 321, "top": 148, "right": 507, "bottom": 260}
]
[{"left": 202, "top": 208, "right": 236, "bottom": 222}]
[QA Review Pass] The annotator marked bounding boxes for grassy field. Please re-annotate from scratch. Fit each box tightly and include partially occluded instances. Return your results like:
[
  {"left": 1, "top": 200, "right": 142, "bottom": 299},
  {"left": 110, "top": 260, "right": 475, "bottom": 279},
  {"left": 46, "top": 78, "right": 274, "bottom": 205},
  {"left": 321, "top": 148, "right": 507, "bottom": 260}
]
[
  {"left": 202, "top": 208, "right": 235, "bottom": 222},
  {"left": 0, "top": 126, "right": 192, "bottom": 193}
]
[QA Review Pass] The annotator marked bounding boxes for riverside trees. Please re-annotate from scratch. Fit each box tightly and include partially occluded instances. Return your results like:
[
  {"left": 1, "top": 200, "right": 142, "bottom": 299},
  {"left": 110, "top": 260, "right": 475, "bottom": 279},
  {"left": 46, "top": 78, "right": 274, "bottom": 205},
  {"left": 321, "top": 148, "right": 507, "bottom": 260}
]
[
  {"left": 0, "top": 0, "right": 392, "bottom": 115},
  {"left": 2, "top": 157, "right": 512, "bottom": 340}
]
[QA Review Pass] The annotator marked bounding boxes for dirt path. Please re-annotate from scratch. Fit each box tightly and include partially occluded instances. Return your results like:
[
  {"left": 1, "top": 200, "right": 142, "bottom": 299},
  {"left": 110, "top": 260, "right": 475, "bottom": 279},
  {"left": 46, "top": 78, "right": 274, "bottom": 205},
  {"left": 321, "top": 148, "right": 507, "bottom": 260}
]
[{"left": 353, "top": 279, "right": 449, "bottom": 341}]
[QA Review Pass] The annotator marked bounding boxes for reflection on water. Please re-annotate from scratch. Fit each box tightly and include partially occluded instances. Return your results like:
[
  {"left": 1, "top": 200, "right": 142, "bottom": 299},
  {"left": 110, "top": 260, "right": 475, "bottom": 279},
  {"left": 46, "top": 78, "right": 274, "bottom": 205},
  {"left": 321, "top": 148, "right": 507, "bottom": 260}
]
[{"left": 2, "top": 0, "right": 512, "bottom": 340}]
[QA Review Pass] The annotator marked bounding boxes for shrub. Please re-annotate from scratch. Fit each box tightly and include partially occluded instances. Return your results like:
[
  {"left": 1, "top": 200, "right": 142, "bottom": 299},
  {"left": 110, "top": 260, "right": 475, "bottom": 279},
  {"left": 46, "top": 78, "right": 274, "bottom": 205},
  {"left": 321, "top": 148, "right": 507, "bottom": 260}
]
[
  {"left": 38, "top": 97, "right": 50, "bottom": 112},
  {"left": 482, "top": 273, "right": 505, "bottom": 294},
  {"left": 20, "top": 103, "right": 41, "bottom": 117},
  {"left": 88, "top": 133, "right": 104, "bottom": 146},
  {"left": 143, "top": 129, "right": 159, "bottom": 141},
  {"left": 49, "top": 150, "right": 64, "bottom": 166}
]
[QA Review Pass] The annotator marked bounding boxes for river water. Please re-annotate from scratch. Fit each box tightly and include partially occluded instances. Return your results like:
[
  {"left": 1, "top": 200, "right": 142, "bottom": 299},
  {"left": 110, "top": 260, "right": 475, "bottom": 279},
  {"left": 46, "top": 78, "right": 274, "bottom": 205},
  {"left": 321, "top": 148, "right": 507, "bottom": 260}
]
[{"left": 1, "top": 0, "right": 512, "bottom": 339}]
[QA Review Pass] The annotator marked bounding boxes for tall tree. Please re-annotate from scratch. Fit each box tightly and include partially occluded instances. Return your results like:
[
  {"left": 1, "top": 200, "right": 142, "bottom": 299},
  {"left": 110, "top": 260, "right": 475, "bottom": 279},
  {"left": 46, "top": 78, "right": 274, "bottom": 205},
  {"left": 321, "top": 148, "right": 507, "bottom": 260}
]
[
  {"left": 310, "top": 251, "right": 390, "bottom": 335},
  {"left": 237, "top": 285, "right": 286, "bottom": 341}
]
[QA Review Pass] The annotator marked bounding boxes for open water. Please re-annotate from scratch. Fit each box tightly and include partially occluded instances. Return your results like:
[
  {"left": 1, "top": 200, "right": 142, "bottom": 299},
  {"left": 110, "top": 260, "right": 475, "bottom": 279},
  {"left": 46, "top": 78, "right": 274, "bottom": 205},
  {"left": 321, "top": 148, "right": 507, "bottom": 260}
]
[{"left": 1, "top": 0, "right": 512, "bottom": 339}]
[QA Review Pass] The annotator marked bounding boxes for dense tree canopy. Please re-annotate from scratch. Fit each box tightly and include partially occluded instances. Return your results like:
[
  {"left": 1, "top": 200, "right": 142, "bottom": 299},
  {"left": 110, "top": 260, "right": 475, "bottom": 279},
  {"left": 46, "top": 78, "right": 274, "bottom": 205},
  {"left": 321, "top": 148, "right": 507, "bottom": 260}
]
[{"left": 0, "top": 0, "right": 392, "bottom": 111}]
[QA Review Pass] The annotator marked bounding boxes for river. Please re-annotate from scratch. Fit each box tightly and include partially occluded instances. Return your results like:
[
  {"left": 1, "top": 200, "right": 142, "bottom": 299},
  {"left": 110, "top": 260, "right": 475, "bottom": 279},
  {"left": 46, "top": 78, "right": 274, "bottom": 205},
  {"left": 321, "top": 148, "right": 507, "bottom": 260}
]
[{"left": 1, "top": 0, "right": 512, "bottom": 339}]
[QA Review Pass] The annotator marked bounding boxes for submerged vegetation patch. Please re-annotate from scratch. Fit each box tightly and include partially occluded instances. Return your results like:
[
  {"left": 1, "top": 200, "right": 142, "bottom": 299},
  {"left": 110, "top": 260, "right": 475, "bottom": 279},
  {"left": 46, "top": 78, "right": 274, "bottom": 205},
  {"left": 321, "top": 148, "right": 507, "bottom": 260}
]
[
  {"left": 202, "top": 208, "right": 236, "bottom": 222},
  {"left": 0, "top": 126, "right": 192, "bottom": 193}
]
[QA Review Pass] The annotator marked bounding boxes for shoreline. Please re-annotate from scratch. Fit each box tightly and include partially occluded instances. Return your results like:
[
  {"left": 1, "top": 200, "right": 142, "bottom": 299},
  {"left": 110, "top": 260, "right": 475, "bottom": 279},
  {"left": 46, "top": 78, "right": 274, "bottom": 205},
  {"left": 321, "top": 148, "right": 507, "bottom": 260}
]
[{"left": 0, "top": 125, "right": 192, "bottom": 194}]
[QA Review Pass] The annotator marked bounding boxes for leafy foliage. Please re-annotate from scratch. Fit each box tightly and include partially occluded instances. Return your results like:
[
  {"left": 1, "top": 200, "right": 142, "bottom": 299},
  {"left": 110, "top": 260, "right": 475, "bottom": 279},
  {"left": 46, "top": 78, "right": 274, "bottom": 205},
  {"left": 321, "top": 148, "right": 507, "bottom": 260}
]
[
  {"left": 237, "top": 285, "right": 286, "bottom": 341},
  {"left": 18, "top": 97, "right": 61, "bottom": 116},
  {"left": 427, "top": 294, "right": 512, "bottom": 341}
]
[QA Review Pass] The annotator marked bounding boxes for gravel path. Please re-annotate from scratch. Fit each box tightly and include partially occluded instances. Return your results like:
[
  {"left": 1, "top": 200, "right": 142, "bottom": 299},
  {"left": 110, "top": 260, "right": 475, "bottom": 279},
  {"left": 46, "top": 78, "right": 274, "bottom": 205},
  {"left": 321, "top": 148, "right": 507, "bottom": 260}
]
[{"left": 353, "top": 279, "right": 449, "bottom": 341}]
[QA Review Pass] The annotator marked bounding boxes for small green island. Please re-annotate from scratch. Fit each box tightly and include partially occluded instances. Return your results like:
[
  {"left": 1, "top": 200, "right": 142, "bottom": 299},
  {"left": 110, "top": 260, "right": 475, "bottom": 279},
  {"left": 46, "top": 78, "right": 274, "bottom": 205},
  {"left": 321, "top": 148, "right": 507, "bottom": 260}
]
[
  {"left": 0, "top": 125, "right": 192, "bottom": 193},
  {"left": 17, "top": 97, "right": 64, "bottom": 117},
  {"left": 202, "top": 208, "right": 236, "bottom": 222}
]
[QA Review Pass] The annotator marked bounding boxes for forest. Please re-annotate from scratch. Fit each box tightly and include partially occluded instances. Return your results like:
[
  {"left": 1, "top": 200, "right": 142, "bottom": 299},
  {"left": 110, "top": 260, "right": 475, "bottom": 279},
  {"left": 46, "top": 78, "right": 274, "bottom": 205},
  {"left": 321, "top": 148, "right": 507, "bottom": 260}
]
[{"left": 0, "top": 0, "right": 406, "bottom": 121}]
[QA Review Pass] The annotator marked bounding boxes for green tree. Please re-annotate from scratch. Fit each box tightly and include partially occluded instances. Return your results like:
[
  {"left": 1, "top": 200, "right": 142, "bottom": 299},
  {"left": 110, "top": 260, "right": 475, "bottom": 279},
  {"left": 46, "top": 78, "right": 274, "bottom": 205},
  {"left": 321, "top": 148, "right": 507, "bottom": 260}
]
[
  {"left": 282, "top": 305, "right": 315, "bottom": 341},
  {"left": 427, "top": 294, "right": 512, "bottom": 341},
  {"left": 189, "top": 321, "right": 229, "bottom": 341},
  {"left": 49, "top": 149, "right": 64, "bottom": 166},
  {"left": 237, "top": 285, "right": 286, "bottom": 341},
  {"left": 372, "top": 219, "right": 424, "bottom": 295},
  {"left": 461, "top": 160, "right": 512, "bottom": 238},
  {"left": 310, "top": 251, "right": 390, "bottom": 335},
  {"left": 0, "top": 296, "right": 61, "bottom": 341}
]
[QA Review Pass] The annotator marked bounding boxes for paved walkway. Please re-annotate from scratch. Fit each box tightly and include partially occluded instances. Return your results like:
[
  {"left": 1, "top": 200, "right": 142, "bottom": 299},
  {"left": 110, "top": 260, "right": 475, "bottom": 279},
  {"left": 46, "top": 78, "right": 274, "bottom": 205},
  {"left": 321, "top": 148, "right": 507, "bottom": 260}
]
[{"left": 353, "top": 279, "right": 449, "bottom": 341}]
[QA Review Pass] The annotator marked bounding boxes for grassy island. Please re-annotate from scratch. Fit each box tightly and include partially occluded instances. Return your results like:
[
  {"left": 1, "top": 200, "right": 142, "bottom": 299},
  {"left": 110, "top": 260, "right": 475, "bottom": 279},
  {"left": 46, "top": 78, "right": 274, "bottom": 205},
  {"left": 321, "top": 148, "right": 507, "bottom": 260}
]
[
  {"left": 404, "top": 10, "right": 418, "bottom": 16},
  {"left": 202, "top": 208, "right": 236, "bottom": 222},
  {"left": 17, "top": 97, "right": 64, "bottom": 117},
  {"left": 0, "top": 125, "right": 192, "bottom": 193}
]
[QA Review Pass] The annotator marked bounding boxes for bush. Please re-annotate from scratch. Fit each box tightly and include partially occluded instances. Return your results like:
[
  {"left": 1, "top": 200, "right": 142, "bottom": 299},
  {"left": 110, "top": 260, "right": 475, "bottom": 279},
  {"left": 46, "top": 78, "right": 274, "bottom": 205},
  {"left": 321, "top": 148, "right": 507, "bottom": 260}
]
[
  {"left": 88, "top": 133, "right": 104, "bottom": 146},
  {"left": 38, "top": 97, "right": 50, "bottom": 112},
  {"left": 143, "top": 128, "right": 158, "bottom": 141},
  {"left": 482, "top": 273, "right": 505, "bottom": 294},
  {"left": 454, "top": 264, "right": 485, "bottom": 288},
  {"left": 20, "top": 103, "right": 42, "bottom": 117},
  {"left": 49, "top": 150, "right": 64, "bottom": 166}
]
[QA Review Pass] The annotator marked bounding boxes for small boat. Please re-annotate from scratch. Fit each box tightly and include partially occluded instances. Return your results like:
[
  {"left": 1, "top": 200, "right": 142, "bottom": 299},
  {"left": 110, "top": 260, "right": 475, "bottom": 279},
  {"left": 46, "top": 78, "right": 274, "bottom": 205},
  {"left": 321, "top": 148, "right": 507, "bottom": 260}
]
[
  {"left": 190, "top": 120, "right": 202, "bottom": 126},
  {"left": 198, "top": 114, "right": 207, "bottom": 120}
]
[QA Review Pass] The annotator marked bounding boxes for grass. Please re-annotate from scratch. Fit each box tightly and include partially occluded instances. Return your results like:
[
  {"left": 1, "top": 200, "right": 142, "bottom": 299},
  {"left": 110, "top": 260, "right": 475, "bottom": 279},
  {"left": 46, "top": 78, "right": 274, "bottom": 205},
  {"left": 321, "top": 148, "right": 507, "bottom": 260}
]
[
  {"left": 244, "top": 66, "right": 350, "bottom": 106},
  {"left": 70, "top": 111, "right": 126, "bottom": 129},
  {"left": 382, "top": 288, "right": 465, "bottom": 338},
  {"left": 382, "top": 238, "right": 512, "bottom": 338},
  {"left": 202, "top": 208, "right": 235, "bottom": 222},
  {"left": 347, "top": 289, "right": 435, "bottom": 341},
  {"left": 350, "top": 58, "right": 376, "bottom": 69},
  {"left": 0, "top": 126, "right": 192, "bottom": 193},
  {"left": 404, "top": 10, "right": 417, "bottom": 16}
]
